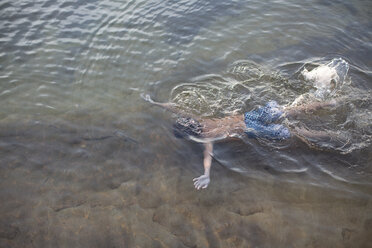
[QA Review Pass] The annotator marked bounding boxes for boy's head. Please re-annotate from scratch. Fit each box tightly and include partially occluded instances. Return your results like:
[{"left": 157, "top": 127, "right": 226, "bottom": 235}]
[{"left": 173, "top": 117, "right": 202, "bottom": 139}]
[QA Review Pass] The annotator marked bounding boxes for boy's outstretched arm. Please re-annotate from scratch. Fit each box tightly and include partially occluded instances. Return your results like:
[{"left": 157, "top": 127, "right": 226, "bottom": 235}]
[
  {"left": 141, "top": 93, "right": 199, "bottom": 119},
  {"left": 193, "top": 142, "right": 213, "bottom": 190},
  {"left": 141, "top": 93, "right": 180, "bottom": 113}
]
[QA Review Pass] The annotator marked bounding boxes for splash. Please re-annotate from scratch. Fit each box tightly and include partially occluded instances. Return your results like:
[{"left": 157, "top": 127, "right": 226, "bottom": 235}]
[
  {"left": 301, "top": 58, "right": 349, "bottom": 99},
  {"left": 288, "top": 58, "right": 372, "bottom": 154}
]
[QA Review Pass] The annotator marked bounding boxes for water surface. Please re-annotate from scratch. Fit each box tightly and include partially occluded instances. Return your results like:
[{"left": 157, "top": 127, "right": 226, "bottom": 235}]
[{"left": 0, "top": 0, "right": 371, "bottom": 247}]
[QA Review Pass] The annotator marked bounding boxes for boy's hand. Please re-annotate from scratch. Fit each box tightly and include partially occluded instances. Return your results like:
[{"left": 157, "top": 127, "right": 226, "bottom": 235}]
[
  {"left": 140, "top": 93, "right": 154, "bottom": 103},
  {"left": 193, "top": 175, "right": 210, "bottom": 190}
]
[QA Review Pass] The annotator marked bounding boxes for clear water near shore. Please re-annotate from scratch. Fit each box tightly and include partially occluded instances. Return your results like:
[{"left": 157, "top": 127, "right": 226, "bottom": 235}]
[{"left": 0, "top": 0, "right": 371, "bottom": 247}]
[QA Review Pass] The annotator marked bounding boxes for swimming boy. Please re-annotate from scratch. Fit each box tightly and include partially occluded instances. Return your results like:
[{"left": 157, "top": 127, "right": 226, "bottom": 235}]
[{"left": 142, "top": 94, "right": 338, "bottom": 190}]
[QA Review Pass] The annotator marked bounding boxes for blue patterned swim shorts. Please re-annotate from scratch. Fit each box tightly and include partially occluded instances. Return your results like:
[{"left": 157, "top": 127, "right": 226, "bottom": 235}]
[{"left": 244, "top": 101, "right": 290, "bottom": 140}]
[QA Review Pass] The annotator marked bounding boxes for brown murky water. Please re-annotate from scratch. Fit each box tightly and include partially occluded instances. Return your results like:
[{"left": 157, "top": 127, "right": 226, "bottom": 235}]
[{"left": 0, "top": 0, "right": 371, "bottom": 247}]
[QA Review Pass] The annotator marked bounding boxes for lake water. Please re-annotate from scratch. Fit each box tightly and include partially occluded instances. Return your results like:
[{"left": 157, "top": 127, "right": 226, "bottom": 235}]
[{"left": 0, "top": 0, "right": 371, "bottom": 247}]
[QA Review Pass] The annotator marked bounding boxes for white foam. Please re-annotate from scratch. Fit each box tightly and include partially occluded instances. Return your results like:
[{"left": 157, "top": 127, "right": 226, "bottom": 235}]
[{"left": 302, "top": 58, "right": 349, "bottom": 98}]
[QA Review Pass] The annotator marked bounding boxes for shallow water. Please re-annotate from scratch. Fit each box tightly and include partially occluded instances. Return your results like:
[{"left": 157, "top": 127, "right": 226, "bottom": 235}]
[{"left": 0, "top": 0, "right": 371, "bottom": 247}]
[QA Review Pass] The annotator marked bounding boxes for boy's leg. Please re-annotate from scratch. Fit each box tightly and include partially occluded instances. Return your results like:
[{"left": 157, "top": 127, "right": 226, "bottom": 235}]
[
  {"left": 284, "top": 99, "right": 337, "bottom": 117},
  {"left": 292, "top": 127, "right": 350, "bottom": 148}
]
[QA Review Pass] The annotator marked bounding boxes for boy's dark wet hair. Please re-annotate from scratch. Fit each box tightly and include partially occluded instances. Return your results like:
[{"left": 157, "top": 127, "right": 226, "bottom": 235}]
[{"left": 173, "top": 117, "right": 203, "bottom": 139}]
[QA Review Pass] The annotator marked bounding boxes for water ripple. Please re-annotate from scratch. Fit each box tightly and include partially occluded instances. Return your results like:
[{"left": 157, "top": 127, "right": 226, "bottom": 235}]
[{"left": 0, "top": 0, "right": 372, "bottom": 247}]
